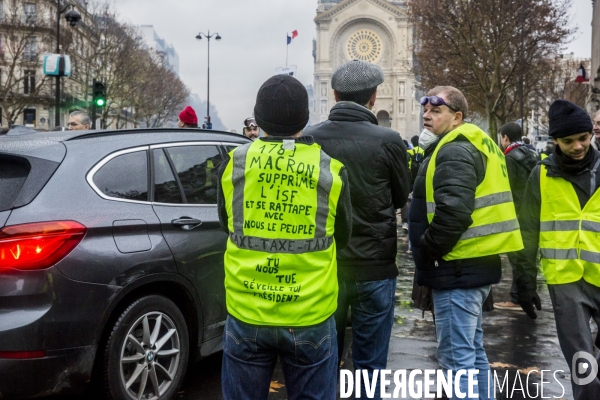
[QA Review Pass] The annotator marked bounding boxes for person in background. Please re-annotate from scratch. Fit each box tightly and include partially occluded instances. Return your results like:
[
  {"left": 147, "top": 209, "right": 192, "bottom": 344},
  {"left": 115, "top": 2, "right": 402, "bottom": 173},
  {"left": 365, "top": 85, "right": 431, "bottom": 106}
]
[
  {"left": 540, "top": 142, "right": 555, "bottom": 160},
  {"left": 177, "top": 106, "right": 198, "bottom": 128},
  {"left": 67, "top": 111, "right": 91, "bottom": 130},
  {"left": 522, "top": 136, "right": 536, "bottom": 151},
  {"left": 591, "top": 109, "right": 600, "bottom": 151},
  {"left": 242, "top": 117, "right": 260, "bottom": 140},
  {"left": 494, "top": 122, "right": 539, "bottom": 311},
  {"left": 408, "top": 135, "right": 425, "bottom": 185}
]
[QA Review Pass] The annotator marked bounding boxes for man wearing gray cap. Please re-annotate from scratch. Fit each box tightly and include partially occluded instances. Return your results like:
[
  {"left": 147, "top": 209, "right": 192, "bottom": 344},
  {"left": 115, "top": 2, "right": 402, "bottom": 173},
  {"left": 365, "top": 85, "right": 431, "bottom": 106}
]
[{"left": 305, "top": 60, "right": 409, "bottom": 398}]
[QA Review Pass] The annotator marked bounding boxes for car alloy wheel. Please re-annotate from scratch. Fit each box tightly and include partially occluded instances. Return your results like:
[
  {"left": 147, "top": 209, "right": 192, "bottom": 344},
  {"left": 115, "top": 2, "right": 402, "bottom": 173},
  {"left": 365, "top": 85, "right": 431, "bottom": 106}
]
[
  {"left": 120, "top": 311, "right": 180, "bottom": 399},
  {"left": 102, "top": 295, "right": 189, "bottom": 400}
]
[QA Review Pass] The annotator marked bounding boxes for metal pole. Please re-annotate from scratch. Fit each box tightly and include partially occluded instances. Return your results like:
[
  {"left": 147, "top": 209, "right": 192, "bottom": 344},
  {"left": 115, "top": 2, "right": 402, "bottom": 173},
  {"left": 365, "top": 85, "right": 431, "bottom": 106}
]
[
  {"left": 207, "top": 30, "right": 210, "bottom": 126},
  {"left": 519, "top": 0, "right": 524, "bottom": 127},
  {"left": 55, "top": 1, "right": 61, "bottom": 127},
  {"left": 91, "top": 79, "right": 96, "bottom": 129}
]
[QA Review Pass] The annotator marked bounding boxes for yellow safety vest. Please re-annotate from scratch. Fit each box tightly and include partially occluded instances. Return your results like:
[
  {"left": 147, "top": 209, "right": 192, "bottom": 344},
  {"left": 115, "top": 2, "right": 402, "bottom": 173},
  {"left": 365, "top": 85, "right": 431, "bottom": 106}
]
[
  {"left": 221, "top": 139, "right": 344, "bottom": 326},
  {"left": 541, "top": 153, "right": 548, "bottom": 160},
  {"left": 426, "top": 123, "right": 523, "bottom": 260},
  {"left": 538, "top": 162, "right": 600, "bottom": 286},
  {"left": 408, "top": 146, "right": 425, "bottom": 169}
]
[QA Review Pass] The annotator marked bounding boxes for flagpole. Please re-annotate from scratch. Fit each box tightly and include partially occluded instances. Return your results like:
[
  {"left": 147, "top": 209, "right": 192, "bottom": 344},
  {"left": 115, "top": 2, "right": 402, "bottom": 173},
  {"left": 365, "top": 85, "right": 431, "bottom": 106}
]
[{"left": 286, "top": 34, "right": 289, "bottom": 67}]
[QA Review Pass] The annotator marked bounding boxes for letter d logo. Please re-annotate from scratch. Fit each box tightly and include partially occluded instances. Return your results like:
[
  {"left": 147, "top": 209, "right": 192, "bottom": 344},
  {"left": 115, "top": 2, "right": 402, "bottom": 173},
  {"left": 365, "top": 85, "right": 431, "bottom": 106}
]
[{"left": 572, "top": 351, "right": 599, "bottom": 386}]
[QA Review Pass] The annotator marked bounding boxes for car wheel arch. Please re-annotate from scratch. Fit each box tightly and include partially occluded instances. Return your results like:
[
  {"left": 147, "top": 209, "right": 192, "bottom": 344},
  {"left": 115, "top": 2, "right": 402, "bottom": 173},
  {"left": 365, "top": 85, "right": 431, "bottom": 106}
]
[{"left": 92, "top": 273, "right": 204, "bottom": 381}]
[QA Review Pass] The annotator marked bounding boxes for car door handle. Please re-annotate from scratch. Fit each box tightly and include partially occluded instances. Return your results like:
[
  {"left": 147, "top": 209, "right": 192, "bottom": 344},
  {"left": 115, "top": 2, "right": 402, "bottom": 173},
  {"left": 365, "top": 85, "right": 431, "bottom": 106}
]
[{"left": 171, "top": 217, "right": 203, "bottom": 230}]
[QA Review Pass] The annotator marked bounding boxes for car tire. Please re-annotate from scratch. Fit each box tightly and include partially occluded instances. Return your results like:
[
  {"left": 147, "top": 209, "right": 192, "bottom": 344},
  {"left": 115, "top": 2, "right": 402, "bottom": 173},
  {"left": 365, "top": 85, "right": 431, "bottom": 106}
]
[{"left": 101, "top": 295, "right": 189, "bottom": 400}]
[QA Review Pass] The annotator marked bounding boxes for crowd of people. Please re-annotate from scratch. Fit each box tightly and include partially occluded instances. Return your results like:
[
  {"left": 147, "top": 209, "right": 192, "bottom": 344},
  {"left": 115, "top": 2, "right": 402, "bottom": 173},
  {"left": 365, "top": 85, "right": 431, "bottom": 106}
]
[
  {"left": 1, "top": 58, "right": 598, "bottom": 400},
  {"left": 217, "top": 60, "right": 599, "bottom": 400}
]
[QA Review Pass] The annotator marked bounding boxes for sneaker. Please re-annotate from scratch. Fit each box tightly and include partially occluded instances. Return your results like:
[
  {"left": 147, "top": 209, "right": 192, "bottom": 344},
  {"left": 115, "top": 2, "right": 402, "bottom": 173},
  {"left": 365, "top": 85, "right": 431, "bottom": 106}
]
[
  {"left": 493, "top": 301, "right": 523, "bottom": 311},
  {"left": 402, "top": 222, "right": 408, "bottom": 232}
]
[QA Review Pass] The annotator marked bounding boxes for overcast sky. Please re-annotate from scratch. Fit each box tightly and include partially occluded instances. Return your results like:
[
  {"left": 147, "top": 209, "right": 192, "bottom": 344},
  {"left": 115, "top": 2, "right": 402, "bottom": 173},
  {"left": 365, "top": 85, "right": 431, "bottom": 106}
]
[{"left": 116, "top": 0, "right": 594, "bottom": 131}]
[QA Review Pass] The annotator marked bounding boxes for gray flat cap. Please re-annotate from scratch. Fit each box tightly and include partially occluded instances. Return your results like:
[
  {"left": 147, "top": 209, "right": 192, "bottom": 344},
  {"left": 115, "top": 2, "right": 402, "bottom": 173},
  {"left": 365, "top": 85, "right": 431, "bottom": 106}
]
[{"left": 331, "top": 60, "right": 384, "bottom": 93}]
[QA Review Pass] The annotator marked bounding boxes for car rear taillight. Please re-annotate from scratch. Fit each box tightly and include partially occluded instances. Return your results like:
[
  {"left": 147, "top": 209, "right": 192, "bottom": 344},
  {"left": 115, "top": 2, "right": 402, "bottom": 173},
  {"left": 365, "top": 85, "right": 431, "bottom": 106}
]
[{"left": 0, "top": 221, "right": 86, "bottom": 271}]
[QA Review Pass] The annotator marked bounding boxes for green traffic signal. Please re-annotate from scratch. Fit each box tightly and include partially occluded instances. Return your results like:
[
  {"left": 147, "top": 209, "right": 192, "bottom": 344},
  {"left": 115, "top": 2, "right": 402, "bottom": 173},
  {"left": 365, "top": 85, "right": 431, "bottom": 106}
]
[{"left": 93, "top": 80, "right": 106, "bottom": 108}]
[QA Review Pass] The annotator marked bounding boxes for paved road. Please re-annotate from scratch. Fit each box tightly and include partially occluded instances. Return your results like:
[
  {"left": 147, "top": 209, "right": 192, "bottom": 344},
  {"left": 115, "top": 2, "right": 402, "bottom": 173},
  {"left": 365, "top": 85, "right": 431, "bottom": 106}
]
[{"left": 49, "top": 231, "right": 594, "bottom": 399}]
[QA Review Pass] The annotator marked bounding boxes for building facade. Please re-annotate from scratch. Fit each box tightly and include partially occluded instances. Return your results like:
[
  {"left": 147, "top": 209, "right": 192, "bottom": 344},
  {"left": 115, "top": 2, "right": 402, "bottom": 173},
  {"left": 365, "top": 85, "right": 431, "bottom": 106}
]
[
  {"left": 138, "top": 25, "right": 179, "bottom": 76},
  {"left": 313, "top": 0, "right": 419, "bottom": 138},
  {"left": 590, "top": 0, "right": 600, "bottom": 112}
]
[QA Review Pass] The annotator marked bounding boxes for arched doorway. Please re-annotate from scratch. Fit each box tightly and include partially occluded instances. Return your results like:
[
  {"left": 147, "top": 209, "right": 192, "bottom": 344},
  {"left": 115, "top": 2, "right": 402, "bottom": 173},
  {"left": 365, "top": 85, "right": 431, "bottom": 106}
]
[{"left": 377, "top": 110, "right": 391, "bottom": 128}]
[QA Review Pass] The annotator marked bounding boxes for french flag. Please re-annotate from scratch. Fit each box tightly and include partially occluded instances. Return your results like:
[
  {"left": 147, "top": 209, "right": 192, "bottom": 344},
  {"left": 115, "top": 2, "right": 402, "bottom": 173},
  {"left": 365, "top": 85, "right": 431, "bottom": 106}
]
[
  {"left": 287, "top": 30, "right": 298, "bottom": 45},
  {"left": 575, "top": 63, "right": 589, "bottom": 83}
]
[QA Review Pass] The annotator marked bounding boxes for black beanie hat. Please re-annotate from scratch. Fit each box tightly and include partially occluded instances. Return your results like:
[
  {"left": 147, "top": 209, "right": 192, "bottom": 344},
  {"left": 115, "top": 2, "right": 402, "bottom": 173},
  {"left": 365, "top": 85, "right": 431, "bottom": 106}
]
[
  {"left": 254, "top": 75, "right": 309, "bottom": 136},
  {"left": 548, "top": 99, "right": 592, "bottom": 138}
]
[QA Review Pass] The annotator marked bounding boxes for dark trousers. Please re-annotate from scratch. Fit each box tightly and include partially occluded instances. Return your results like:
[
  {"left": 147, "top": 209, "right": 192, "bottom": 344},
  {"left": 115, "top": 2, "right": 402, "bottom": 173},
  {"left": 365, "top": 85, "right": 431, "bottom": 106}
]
[
  {"left": 548, "top": 279, "right": 600, "bottom": 400},
  {"left": 334, "top": 278, "right": 396, "bottom": 400}
]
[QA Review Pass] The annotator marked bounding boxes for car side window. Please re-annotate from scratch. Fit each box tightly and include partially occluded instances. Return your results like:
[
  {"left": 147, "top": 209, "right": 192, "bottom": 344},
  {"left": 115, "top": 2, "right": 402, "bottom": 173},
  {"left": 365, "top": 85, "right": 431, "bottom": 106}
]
[
  {"left": 153, "top": 149, "right": 183, "bottom": 204},
  {"left": 165, "top": 145, "right": 225, "bottom": 204},
  {"left": 94, "top": 150, "right": 148, "bottom": 201}
]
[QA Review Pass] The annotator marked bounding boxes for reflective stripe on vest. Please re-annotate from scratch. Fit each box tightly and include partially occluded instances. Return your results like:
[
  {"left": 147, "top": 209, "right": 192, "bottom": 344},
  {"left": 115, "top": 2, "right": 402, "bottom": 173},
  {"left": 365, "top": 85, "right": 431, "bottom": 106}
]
[
  {"left": 425, "top": 123, "right": 523, "bottom": 261},
  {"left": 538, "top": 160, "right": 600, "bottom": 286},
  {"left": 221, "top": 139, "right": 344, "bottom": 326}
]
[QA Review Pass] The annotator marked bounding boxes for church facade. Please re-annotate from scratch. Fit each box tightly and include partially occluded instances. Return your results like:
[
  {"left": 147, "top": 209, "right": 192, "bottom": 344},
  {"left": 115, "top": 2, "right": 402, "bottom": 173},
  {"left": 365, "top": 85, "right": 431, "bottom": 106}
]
[{"left": 312, "top": 0, "right": 420, "bottom": 138}]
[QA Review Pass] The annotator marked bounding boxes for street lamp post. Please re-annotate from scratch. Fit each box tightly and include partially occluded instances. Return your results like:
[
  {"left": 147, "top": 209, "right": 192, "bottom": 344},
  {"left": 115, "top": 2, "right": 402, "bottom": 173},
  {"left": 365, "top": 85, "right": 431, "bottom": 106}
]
[
  {"left": 195, "top": 30, "right": 221, "bottom": 129},
  {"left": 55, "top": 1, "right": 81, "bottom": 127}
]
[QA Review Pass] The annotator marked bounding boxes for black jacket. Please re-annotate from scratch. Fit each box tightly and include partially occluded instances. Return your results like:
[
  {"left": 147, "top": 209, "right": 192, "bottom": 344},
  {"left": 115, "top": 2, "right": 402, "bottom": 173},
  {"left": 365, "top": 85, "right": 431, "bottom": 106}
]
[
  {"left": 217, "top": 135, "right": 353, "bottom": 250},
  {"left": 516, "top": 148, "right": 600, "bottom": 292},
  {"left": 304, "top": 101, "right": 410, "bottom": 281},
  {"left": 504, "top": 144, "right": 539, "bottom": 214},
  {"left": 408, "top": 133, "right": 502, "bottom": 290}
]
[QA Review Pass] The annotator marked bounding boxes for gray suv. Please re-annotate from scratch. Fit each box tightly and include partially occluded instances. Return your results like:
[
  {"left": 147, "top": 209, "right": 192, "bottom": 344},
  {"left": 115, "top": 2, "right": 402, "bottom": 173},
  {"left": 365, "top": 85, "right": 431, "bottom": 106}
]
[{"left": 0, "top": 128, "right": 249, "bottom": 399}]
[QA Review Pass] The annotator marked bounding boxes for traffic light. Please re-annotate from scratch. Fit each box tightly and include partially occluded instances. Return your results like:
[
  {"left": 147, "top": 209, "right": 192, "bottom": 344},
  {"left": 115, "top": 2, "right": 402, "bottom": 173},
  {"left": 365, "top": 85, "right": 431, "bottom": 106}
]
[
  {"left": 93, "top": 80, "right": 106, "bottom": 108},
  {"left": 204, "top": 116, "right": 212, "bottom": 130}
]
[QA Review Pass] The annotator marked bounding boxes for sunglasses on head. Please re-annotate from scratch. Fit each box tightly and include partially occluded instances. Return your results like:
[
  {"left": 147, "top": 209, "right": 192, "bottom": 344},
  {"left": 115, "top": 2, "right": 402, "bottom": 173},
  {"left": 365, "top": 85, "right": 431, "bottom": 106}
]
[
  {"left": 245, "top": 125, "right": 258, "bottom": 131},
  {"left": 420, "top": 96, "right": 457, "bottom": 112}
]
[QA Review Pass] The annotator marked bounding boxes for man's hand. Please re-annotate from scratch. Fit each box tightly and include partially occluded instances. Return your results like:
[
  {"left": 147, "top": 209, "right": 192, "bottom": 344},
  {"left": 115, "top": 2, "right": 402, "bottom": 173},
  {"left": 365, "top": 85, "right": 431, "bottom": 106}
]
[{"left": 517, "top": 290, "right": 541, "bottom": 319}]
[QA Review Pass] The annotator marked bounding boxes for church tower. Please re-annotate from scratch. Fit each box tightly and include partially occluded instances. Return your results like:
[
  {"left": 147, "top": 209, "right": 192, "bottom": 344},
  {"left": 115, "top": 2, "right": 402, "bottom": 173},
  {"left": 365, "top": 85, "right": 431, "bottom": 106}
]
[{"left": 313, "top": 0, "right": 419, "bottom": 138}]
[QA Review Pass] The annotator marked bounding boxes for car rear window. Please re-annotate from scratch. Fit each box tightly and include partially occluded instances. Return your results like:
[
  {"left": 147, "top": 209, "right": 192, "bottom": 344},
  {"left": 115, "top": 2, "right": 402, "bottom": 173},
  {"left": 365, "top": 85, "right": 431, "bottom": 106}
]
[{"left": 0, "top": 156, "right": 31, "bottom": 212}]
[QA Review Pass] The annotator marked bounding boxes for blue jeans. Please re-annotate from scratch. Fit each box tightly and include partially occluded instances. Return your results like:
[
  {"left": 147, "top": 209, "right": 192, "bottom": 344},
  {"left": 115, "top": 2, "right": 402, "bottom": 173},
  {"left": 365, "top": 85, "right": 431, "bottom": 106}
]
[
  {"left": 335, "top": 278, "right": 397, "bottom": 400},
  {"left": 433, "top": 285, "right": 494, "bottom": 400},
  {"left": 221, "top": 315, "right": 337, "bottom": 400}
]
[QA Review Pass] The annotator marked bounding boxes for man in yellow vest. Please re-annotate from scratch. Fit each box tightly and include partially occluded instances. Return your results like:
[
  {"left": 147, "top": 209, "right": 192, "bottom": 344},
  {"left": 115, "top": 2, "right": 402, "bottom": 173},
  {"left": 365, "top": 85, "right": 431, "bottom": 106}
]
[
  {"left": 408, "top": 135, "right": 425, "bottom": 186},
  {"left": 408, "top": 86, "right": 523, "bottom": 399},
  {"left": 516, "top": 99, "right": 600, "bottom": 399},
  {"left": 217, "top": 75, "right": 352, "bottom": 399}
]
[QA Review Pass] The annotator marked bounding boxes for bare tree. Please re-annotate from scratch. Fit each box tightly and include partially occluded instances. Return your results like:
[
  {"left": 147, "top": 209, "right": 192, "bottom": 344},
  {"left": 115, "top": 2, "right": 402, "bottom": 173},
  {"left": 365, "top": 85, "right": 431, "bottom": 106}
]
[
  {"left": 68, "top": 1, "right": 189, "bottom": 129},
  {"left": 408, "top": 0, "right": 573, "bottom": 138},
  {"left": 132, "top": 51, "right": 189, "bottom": 128},
  {"left": 0, "top": 0, "right": 54, "bottom": 126}
]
